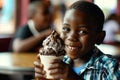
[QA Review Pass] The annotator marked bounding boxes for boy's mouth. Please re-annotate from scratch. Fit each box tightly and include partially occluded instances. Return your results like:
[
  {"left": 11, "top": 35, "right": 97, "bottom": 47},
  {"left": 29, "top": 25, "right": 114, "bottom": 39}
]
[{"left": 66, "top": 45, "right": 80, "bottom": 51}]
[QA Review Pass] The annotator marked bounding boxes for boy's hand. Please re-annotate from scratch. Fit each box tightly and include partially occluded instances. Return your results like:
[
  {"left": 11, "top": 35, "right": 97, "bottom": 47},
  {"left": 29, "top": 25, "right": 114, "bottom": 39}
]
[
  {"left": 34, "top": 54, "right": 81, "bottom": 80},
  {"left": 48, "top": 59, "right": 80, "bottom": 80},
  {"left": 34, "top": 54, "right": 47, "bottom": 80},
  {"left": 48, "top": 59, "right": 68, "bottom": 79}
]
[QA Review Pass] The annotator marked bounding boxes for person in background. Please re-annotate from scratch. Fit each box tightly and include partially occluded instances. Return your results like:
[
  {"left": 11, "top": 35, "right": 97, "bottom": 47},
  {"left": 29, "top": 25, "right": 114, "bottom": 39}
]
[
  {"left": 103, "top": 13, "right": 120, "bottom": 45},
  {"left": 51, "top": 1, "right": 66, "bottom": 33},
  {"left": 34, "top": 1, "right": 120, "bottom": 80},
  {"left": 11, "top": 0, "right": 53, "bottom": 52}
]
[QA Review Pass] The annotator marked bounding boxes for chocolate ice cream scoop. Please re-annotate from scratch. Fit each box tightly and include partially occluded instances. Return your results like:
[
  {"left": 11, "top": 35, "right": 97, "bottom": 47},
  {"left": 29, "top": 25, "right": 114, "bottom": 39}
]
[{"left": 40, "top": 31, "right": 65, "bottom": 56}]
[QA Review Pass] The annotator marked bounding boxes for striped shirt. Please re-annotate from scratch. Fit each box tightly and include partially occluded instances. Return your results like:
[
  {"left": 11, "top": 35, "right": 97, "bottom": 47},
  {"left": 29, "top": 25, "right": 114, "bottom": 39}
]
[{"left": 63, "top": 47, "right": 120, "bottom": 80}]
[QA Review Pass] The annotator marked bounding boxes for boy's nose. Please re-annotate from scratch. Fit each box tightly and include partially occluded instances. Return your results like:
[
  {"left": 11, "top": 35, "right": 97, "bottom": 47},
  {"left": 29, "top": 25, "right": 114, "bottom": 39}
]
[{"left": 68, "top": 32, "right": 78, "bottom": 42}]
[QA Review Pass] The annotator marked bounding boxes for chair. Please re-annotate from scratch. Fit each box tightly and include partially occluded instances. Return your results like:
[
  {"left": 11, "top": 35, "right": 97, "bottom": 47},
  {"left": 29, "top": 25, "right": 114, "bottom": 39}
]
[{"left": 0, "top": 37, "right": 13, "bottom": 52}]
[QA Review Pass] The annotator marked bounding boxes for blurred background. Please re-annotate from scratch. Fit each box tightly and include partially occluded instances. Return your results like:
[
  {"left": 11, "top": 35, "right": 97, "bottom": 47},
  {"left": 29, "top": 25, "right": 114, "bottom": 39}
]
[
  {"left": 0, "top": 0, "right": 118, "bottom": 34},
  {"left": 0, "top": 0, "right": 120, "bottom": 54},
  {"left": 0, "top": 0, "right": 120, "bottom": 80}
]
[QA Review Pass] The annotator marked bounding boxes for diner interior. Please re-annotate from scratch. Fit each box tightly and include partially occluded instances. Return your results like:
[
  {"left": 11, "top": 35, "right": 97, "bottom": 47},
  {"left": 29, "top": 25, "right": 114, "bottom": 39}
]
[{"left": 0, "top": 0, "right": 120, "bottom": 80}]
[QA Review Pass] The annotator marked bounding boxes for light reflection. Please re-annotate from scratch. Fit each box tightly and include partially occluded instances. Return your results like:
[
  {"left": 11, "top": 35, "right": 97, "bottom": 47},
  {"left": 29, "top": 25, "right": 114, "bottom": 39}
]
[{"left": 0, "top": 54, "right": 12, "bottom": 67}]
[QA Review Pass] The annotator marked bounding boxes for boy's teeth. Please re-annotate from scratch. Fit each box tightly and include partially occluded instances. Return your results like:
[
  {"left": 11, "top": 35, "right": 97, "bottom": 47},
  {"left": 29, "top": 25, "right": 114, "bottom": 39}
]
[{"left": 68, "top": 46, "right": 77, "bottom": 50}]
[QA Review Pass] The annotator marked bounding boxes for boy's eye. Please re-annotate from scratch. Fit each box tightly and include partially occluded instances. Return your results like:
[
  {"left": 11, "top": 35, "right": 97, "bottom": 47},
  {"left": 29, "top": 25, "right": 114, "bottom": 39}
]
[
  {"left": 78, "top": 30, "right": 88, "bottom": 34},
  {"left": 62, "top": 27, "right": 70, "bottom": 32}
]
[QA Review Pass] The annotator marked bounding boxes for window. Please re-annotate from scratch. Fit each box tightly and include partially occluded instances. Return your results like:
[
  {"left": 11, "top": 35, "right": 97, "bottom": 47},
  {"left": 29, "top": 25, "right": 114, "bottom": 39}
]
[
  {"left": 94, "top": 0, "right": 117, "bottom": 18},
  {"left": 0, "top": 0, "right": 16, "bottom": 34}
]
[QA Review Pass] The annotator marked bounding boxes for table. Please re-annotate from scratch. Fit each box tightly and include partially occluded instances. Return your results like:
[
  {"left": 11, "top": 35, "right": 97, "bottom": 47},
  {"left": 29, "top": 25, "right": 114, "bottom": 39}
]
[{"left": 0, "top": 52, "right": 37, "bottom": 80}]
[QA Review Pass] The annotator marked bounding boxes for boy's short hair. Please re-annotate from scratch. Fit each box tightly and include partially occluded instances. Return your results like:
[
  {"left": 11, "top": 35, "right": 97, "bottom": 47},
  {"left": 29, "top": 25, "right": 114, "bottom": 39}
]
[
  {"left": 28, "top": 0, "right": 52, "bottom": 19},
  {"left": 28, "top": 1, "right": 42, "bottom": 19},
  {"left": 69, "top": 1, "right": 105, "bottom": 32}
]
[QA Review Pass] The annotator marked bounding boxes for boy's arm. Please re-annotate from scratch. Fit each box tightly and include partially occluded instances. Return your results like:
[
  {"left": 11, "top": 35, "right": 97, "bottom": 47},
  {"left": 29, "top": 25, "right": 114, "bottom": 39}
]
[{"left": 12, "top": 29, "right": 52, "bottom": 52}]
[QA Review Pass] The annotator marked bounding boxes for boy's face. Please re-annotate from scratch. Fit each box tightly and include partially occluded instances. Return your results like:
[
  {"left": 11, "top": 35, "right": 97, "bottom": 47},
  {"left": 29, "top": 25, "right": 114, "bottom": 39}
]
[
  {"left": 60, "top": 9, "right": 100, "bottom": 59},
  {"left": 33, "top": 5, "right": 52, "bottom": 31}
]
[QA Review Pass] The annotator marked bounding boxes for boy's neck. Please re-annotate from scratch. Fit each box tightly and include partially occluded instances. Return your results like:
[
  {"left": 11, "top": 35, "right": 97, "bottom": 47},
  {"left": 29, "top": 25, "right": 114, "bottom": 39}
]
[{"left": 73, "top": 50, "right": 93, "bottom": 67}]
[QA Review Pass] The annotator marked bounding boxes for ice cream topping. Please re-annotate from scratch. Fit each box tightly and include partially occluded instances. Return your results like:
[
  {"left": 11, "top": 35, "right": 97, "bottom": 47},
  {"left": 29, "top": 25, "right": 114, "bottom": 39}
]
[{"left": 40, "top": 31, "right": 65, "bottom": 56}]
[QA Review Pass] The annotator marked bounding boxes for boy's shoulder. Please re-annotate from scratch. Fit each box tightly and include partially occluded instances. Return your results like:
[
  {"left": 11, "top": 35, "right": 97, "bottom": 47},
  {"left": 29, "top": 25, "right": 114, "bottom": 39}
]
[
  {"left": 85, "top": 48, "right": 120, "bottom": 79},
  {"left": 93, "top": 49, "right": 119, "bottom": 69}
]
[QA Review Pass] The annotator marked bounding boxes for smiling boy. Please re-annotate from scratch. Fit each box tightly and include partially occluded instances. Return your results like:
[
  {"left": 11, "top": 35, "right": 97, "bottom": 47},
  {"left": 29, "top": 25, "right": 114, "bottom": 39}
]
[{"left": 34, "top": 1, "right": 120, "bottom": 80}]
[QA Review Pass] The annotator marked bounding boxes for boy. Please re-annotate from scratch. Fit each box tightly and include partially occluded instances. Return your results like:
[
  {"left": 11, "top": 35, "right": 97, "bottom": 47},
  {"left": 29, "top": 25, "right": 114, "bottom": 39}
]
[
  {"left": 34, "top": 1, "right": 120, "bottom": 80},
  {"left": 11, "top": 0, "right": 53, "bottom": 52}
]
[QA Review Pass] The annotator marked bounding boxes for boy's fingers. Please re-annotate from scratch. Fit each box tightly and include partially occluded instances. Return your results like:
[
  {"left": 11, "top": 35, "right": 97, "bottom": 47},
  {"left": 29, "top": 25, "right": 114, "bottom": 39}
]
[
  {"left": 50, "top": 59, "right": 63, "bottom": 64},
  {"left": 34, "top": 67, "right": 45, "bottom": 74},
  {"left": 48, "top": 62, "right": 64, "bottom": 70},
  {"left": 37, "top": 54, "right": 40, "bottom": 60},
  {"left": 48, "top": 71, "right": 66, "bottom": 80},
  {"left": 34, "top": 61, "right": 43, "bottom": 68},
  {"left": 35, "top": 72, "right": 46, "bottom": 78},
  {"left": 47, "top": 62, "right": 69, "bottom": 79},
  {"left": 34, "top": 61, "right": 46, "bottom": 78},
  {"left": 49, "top": 59, "right": 65, "bottom": 69},
  {"left": 48, "top": 62, "right": 68, "bottom": 75},
  {"left": 49, "top": 68, "right": 65, "bottom": 74}
]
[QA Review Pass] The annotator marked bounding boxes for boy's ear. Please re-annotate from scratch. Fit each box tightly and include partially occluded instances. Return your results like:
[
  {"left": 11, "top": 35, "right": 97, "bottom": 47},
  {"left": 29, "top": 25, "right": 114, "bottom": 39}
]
[{"left": 96, "top": 31, "right": 106, "bottom": 45}]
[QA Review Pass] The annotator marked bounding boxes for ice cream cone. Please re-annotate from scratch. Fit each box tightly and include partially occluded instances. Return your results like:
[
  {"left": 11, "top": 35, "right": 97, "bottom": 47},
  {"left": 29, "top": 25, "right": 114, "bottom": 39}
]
[{"left": 40, "top": 55, "right": 64, "bottom": 79}]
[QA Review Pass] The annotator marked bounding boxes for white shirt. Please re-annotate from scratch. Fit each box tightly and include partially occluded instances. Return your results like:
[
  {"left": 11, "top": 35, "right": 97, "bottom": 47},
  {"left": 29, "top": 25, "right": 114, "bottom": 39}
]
[{"left": 28, "top": 20, "right": 40, "bottom": 36}]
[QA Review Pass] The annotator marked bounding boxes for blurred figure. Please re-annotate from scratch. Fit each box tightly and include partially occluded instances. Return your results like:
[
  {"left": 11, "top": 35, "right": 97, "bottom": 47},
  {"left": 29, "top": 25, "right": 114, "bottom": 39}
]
[
  {"left": 103, "top": 13, "right": 120, "bottom": 45},
  {"left": 52, "top": 3, "right": 66, "bottom": 33},
  {"left": 11, "top": 0, "right": 53, "bottom": 52}
]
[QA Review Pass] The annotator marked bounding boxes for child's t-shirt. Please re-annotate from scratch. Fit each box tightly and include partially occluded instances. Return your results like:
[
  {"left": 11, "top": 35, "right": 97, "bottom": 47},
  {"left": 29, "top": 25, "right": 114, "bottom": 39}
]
[{"left": 73, "top": 64, "right": 86, "bottom": 74}]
